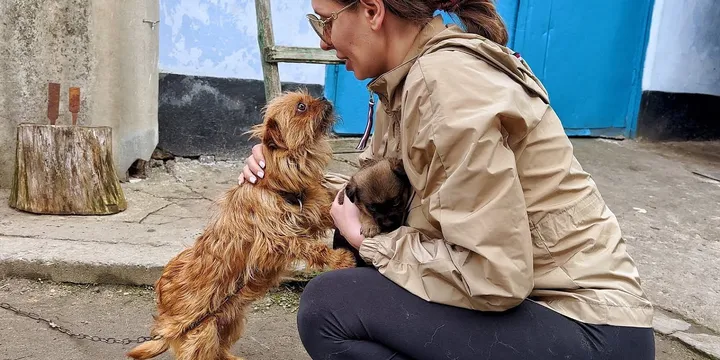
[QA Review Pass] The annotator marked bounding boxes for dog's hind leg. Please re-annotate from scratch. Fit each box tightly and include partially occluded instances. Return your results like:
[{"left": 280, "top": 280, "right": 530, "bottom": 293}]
[
  {"left": 173, "top": 317, "right": 223, "bottom": 360},
  {"left": 221, "top": 350, "right": 245, "bottom": 360},
  {"left": 218, "top": 316, "right": 247, "bottom": 360}
]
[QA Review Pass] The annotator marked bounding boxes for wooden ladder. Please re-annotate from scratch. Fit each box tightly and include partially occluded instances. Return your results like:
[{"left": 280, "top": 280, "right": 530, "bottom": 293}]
[{"left": 254, "top": 0, "right": 344, "bottom": 102}]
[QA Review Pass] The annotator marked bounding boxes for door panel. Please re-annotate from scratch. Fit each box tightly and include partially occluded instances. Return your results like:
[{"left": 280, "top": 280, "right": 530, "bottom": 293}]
[{"left": 514, "top": 0, "right": 654, "bottom": 135}]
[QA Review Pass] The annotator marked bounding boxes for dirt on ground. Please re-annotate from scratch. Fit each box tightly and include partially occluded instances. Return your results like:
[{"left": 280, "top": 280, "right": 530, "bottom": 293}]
[{"left": 0, "top": 277, "right": 712, "bottom": 360}]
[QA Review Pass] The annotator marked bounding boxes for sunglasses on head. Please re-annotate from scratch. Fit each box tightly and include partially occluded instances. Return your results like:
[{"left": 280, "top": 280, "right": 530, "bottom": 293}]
[{"left": 306, "top": 1, "right": 358, "bottom": 45}]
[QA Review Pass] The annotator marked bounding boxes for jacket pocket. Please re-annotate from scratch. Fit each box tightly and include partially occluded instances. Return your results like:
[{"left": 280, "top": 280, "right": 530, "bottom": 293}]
[
  {"left": 529, "top": 189, "right": 607, "bottom": 289},
  {"left": 532, "top": 189, "right": 604, "bottom": 248}
]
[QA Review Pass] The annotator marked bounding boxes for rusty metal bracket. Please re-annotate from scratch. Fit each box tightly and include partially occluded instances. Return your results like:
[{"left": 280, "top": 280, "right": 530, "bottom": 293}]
[
  {"left": 47, "top": 83, "right": 60, "bottom": 125},
  {"left": 69, "top": 87, "right": 80, "bottom": 125}
]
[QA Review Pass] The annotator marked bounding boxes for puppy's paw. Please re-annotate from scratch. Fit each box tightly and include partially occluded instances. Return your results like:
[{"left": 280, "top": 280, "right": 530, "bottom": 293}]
[
  {"left": 329, "top": 248, "right": 357, "bottom": 269},
  {"left": 360, "top": 224, "right": 381, "bottom": 238}
]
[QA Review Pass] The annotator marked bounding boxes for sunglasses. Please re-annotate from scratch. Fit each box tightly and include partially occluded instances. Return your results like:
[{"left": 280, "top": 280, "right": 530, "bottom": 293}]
[{"left": 306, "top": 1, "right": 358, "bottom": 45}]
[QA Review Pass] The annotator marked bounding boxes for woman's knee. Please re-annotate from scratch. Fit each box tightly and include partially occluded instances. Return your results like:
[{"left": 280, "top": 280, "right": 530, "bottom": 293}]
[
  {"left": 297, "top": 269, "right": 354, "bottom": 345},
  {"left": 296, "top": 271, "right": 333, "bottom": 329},
  {"left": 296, "top": 268, "right": 378, "bottom": 335}
]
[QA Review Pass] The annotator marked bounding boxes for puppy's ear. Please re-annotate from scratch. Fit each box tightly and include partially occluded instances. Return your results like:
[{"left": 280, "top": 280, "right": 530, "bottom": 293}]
[
  {"left": 358, "top": 157, "right": 379, "bottom": 170},
  {"left": 263, "top": 118, "right": 286, "bottom": 149},
  {"left": 344, "top": 182, "right": 359, "bottom": 204},
  {"left": 388, "top": 158, "right": 406, "bottom": 178}
]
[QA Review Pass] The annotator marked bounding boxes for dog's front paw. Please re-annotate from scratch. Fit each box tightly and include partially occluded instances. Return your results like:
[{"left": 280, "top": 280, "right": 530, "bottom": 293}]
[
  {"left": 330, "top": 248, "right": 357, "bottom": 269},
  {"left": 360, "top": 224, "right": 381, "bottom": 238}
]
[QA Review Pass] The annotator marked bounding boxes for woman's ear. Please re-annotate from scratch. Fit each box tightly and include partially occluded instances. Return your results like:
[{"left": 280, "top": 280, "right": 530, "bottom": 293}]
[{"left": 359, "top": 0, "right": 385, "bottom": 30}]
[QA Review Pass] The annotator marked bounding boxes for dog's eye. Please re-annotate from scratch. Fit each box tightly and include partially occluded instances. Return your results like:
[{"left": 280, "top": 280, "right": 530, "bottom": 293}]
[{"left": 297, "top": 102, "right": 307, "bottom": 112}]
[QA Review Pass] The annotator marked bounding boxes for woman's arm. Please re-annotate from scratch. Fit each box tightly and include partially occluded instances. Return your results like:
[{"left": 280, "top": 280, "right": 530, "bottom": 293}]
[{"left": 358, "top": 53, "right": 535, "bottom": 312}]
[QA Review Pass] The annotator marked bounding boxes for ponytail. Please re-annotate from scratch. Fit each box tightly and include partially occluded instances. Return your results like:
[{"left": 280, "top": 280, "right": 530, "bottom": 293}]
[
  {"left": 442, "top": 0, "right": 509, "bottom": 45},
  {"left": 343, "top": 0, "right": 509, "bottom": 45}
]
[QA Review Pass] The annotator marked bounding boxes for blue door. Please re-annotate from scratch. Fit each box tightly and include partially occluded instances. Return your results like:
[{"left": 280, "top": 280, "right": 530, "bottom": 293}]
[
  {"left": 513, "top": 0, "right": 654, "bottom": 137},
  {"left": 325, "top": 1, "right": 653, "bottom": 137}
]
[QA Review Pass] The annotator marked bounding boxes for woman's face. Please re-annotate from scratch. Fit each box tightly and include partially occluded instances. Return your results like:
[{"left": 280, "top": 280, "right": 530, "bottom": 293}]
[{"left": 310, "top": 0, "right": 388, "bottom": 80}]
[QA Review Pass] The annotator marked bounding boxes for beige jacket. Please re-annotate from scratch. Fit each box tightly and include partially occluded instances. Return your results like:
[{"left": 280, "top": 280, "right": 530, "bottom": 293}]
[{"left": 324, "top": 16, "right": 653, "bottom": 328}]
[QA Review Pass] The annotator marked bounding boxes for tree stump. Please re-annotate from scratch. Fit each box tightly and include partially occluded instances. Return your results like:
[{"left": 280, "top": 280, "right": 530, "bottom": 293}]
[{"left": 9, "top": 124, "right": 127, "bottom": 215}]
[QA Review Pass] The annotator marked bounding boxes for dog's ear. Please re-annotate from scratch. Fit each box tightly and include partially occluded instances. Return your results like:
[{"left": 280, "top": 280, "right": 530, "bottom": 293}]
[
  {"left": 344, "top": 182, "right": 359, "bottom": 204},
  {"left": 263, "top": 118, "right": 287, "bottom": 149},
  {"left": 388, "top": 158, "right": 406, "bottom": 178},
  {"left": 358, "top": 157, "right": 379, "bottom": 170}
]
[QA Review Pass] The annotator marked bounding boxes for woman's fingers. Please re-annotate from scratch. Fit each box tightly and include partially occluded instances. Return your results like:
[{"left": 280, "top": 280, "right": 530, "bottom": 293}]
[
  {"left": 252, "top": 143, "right": 266, "bottom": 170},
  {"left": 238, "top": 144, "right": 266, "bottom": 185}
]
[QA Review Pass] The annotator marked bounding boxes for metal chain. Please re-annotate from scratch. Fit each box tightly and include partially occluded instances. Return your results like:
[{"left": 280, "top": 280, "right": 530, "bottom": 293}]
[
  {"left": 332, "top": 156, "right": 360, "bottom": 169},
  {"left": 0, "top": 302, "right": 163, "bottom": 345}
]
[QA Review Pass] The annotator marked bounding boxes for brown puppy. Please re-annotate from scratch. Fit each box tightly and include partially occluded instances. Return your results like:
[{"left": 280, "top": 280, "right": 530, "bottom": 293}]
[
  {"left": 338, "top": 157, "right": 412, "bottom": 238},
  {"left": 127, "top": 90, "right": 356, "bottom": 360}
]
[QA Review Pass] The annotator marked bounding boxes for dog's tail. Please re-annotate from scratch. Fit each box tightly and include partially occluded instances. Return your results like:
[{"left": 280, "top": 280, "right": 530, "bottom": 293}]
[{"left": 126, "top": 337, "right": 169, "bottom": 360}]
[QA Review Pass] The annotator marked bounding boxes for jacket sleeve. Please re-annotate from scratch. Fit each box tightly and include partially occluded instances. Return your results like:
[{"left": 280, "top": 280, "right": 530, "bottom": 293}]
[
  {"left": 358, "top": 56, "right": 534, "bottom": 312},
  {"left": 322, "top": 172, "right": 350, "bottom": 194}
]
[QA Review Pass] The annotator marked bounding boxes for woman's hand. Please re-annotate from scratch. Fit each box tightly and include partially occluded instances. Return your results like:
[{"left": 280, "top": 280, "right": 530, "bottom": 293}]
[
  {"left": 331, "top": 190, "right": 365, "bottom": 249},
  {"left": 238, "top": 144, "right": 266, "bottom": 185}
]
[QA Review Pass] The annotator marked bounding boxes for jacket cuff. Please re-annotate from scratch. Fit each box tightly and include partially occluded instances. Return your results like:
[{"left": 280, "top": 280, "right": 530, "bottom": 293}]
[{"left": 358, "top": 236, "right": 391, "bottom": 265}]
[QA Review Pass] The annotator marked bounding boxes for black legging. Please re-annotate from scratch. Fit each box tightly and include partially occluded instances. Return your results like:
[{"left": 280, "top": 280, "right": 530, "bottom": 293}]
[{"left": 297, "top": 237, "right": 655, "bottom": 360}]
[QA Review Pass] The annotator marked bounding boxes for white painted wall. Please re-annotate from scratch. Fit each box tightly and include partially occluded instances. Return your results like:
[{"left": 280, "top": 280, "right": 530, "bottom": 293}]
[
  {"left": 642, "top": 0, "right": 720, "bottom": 97},
  {"left": 159, "top": 0, "right": 326, "bottom": 84}
]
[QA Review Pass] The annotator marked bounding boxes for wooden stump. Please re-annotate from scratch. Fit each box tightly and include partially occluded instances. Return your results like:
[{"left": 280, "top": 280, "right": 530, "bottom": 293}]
[{"left": 9, "top": 124, "right": 127, "bottom": 215}]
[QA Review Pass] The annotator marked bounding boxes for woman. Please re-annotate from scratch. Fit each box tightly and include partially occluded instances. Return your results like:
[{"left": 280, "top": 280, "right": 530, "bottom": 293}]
[{"left": 239, "top": 0, "right": 656, "bottom": 359}]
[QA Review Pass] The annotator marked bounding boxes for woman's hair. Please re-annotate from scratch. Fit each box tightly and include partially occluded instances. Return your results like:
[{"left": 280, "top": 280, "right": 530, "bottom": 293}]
[{"left": 337, "top": 0, "right": 508, "bottom": 45}]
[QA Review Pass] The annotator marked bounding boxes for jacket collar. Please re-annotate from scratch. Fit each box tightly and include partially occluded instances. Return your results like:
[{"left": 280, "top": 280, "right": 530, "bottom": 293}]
[{"left": 367, "top": 16, "right": 451, "bottom": 111}]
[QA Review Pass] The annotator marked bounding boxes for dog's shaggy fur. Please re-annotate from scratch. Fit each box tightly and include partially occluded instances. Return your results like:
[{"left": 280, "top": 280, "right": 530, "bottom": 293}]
[
  {"left": 338, "top": 157, "right": 412, "bottom": 238},
  {"left": 127, "top": 90, "right": 356, "bottom": 360}
]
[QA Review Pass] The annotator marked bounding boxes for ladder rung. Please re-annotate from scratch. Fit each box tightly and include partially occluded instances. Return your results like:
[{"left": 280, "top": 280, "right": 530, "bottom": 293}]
[{"left": 265, "top": 46, "right": 345, "bottom": 64}]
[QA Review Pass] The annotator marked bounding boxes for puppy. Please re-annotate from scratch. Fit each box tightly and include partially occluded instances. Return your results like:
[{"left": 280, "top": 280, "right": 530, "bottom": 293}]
[
  {"left": 127, "top": 90, "right": 356, "bottom": 360},
  {"left": 338, "top": 157, "right": 412, "bottom": 238}
]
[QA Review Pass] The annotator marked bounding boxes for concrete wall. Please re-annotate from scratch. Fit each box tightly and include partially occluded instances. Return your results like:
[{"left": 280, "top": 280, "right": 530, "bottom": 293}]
[
  {"left": 642, "top": 0, "right": 720, "bottom": 97},
  {"left": 158, "top": 73, "right": 323, "bottom": 159},
  {"left": 0, "top": 0, "right": 159, "bottom": 189},
  {"left": 637, "top": 0, "right": 720, "bottom": 141},
  {"left": 155, "top": 0, "right": 328, "bottom": 157},
  {"left": 159, "top": 0, "right": 325, "bottom": 84}
]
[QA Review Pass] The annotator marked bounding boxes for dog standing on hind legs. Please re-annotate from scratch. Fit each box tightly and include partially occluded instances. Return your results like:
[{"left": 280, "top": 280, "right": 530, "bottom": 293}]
[{"left": 126, "top": 90, "right": 356, "bottom": 360}]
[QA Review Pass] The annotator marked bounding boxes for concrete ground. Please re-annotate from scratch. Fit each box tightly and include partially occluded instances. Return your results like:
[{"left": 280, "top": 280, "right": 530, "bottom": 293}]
[
  {"left": 0, "top": 277, "right": 712, "bottom": 360},
  {"left": 1, "top": 137, "right": 719, "bottom": 359}
]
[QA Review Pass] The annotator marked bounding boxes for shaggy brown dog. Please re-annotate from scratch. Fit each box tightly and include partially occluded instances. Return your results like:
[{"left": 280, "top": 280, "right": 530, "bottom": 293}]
[
  {"left": 338, "top": 157, "right": 412, "bottom": 238},
  {"left": 127, "top": 90, "right": 356, "bottom": 360}
]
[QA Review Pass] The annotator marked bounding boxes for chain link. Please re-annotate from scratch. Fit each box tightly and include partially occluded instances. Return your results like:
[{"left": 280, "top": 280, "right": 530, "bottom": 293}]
[
  {"left": 0, "top": 302, "right": 162, "bottom": 345},
  {"left": 332, "top": 156, "right": 360, "bottom": 169}
]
